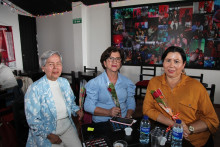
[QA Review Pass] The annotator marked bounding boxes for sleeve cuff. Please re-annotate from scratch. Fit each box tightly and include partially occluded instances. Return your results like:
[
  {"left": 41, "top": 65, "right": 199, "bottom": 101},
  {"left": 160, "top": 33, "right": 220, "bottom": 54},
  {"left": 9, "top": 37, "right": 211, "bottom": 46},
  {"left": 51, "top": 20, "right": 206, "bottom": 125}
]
[{"left": 200, "top": 117, "right": 219, "bottom": 134}]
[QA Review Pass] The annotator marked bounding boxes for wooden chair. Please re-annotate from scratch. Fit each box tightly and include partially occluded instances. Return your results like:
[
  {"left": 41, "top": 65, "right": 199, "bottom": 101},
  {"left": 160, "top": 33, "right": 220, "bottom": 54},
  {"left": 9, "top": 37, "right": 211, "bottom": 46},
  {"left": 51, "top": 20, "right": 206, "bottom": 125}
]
[
  {"left": 135, "top": 65, "right": 156, "bottom": 100},
  {"left": 84, "top": 66, "right": 97, "bottom": 73},
  {"left": 188, "top": 73, "right": 203, "bottom": 83},
  {"left": 206, "top": 84, "right": 215, "bottom": 104},
  {"left": 78, "top": 71, "right": 96, "bottom": 83},
  {"left": 20, "top": 71, "right": 44, "bottom": 82},
  {"left": 13, "top": 70, "right": 22, "bottom": 76},
  {"left": 61, "top": 71, "right": 76, "bottom": 88},
  {"left": 61, "top": 71, "right": 76, "bottom": 86}
]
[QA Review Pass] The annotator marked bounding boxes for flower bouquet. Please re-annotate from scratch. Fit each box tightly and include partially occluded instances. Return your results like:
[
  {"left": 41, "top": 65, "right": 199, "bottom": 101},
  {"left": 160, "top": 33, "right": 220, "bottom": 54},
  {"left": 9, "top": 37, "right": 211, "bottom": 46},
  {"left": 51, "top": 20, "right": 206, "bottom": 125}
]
[{"left": 108, "top": 83, "right": 120, "bottom": 108}]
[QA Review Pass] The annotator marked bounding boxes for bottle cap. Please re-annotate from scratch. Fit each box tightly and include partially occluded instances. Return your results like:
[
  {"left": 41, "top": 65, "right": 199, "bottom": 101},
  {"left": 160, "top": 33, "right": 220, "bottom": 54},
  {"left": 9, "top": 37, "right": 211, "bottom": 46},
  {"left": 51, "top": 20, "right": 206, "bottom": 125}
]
[
  {"left": 176, "top": 119, "right": 181, "bottom": 124},
  {"left": 143, "top": 115, "right": 148, "bottom": 120}
]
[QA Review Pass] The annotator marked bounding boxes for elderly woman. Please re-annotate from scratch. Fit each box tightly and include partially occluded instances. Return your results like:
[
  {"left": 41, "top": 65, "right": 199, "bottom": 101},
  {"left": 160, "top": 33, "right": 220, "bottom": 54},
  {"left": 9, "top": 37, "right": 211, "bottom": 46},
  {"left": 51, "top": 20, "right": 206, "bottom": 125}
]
[
  {"left": 84, "top": 46, "right": 136, "bottom": 123},
  {"left": 25, "top": 51, "right": 83, "bottom": 147},
  {"left": 143, "top": 46, "right": 219, "bottom": 147}
]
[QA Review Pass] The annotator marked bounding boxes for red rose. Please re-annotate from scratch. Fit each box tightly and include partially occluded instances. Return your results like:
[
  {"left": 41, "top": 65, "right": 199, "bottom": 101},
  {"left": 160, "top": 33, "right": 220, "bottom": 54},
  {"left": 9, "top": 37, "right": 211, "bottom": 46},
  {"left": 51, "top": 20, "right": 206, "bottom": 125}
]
[
  {"left": 108, "top": 87, "right": 112, "bottom": 92},
  {"left": 156, "top": 89, "right": 162, "bottom": 96},
  {"left": 152, "top": 91, "right": 160, "bottom": 98},
  {"left": 152, "top": 89, "right": 163, "bottom": 98}
]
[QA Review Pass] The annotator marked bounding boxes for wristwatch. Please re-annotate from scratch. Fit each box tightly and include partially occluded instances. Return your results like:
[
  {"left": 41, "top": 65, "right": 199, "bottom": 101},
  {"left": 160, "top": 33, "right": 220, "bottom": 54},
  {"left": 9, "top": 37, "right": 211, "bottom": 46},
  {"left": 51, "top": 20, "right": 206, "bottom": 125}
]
[{"left": 188, "top": 125, "right": 194, "bottom": 134}]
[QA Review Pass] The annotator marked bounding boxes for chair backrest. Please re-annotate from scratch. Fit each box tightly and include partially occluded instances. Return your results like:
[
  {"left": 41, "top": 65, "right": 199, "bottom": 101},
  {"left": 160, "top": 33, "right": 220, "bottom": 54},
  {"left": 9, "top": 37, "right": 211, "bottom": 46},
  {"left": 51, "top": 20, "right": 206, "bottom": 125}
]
[
  {"left": 189, "top": 73, "right": 203, "bottom": 83},
  {"left": 61, "top": 71, "right": 77, "bottom": 100},
  {"left": 21, "top": 71, "right": 44, "bottom": 82},
  {"left": 13, "top": 70, "right": 22, "bottom": 76},
  {"left": 74, "top": 71, "right": 96, "bottom": 104},
  {"left": 84, "top": 66, "right": 97, "bottom": 73},
  {"left": 140, "top": 65, "right": 156, "bottom": 81},
  {"left": 206, "top": 84, "right": 215, "bottom": 104},
  {"left": 61, "top": 71, "right": 76, "bottom": 87},
  {"left": 78, "top": 71, "right": 96, "bottom": 82}
]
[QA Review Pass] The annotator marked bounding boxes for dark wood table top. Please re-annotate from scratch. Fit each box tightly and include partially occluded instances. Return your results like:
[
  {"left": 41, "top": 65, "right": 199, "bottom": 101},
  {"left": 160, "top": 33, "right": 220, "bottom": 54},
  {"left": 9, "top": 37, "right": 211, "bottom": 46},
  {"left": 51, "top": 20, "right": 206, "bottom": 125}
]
[{"left": 81, "top": 118, "right": 193, "bottom": 147}]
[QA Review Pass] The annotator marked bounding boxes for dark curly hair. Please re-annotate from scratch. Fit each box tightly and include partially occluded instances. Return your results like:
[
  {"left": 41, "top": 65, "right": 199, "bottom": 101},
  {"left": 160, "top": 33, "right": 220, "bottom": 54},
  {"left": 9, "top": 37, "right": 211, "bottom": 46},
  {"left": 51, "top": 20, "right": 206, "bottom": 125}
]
[{"left": 100, "top": 46, "right": 124, "bottom": 69}]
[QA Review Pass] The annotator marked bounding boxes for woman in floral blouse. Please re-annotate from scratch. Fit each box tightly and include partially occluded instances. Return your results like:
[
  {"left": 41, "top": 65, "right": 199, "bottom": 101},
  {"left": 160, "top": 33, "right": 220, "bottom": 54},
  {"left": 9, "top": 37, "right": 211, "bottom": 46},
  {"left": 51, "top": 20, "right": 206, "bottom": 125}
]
[{"left": 25, "top": 50, "right": 83, "bottom": 147}]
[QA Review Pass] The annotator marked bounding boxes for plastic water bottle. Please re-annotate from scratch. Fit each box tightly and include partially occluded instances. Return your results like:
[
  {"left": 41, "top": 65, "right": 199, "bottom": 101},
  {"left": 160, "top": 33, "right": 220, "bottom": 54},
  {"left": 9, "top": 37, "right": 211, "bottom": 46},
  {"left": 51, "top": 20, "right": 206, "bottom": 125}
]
[
  {"left": 171, "top": 119, "right": 183, "bottom": 147},
  {"left": 139, "top": 115, "right": 150, "bottom": 144}
]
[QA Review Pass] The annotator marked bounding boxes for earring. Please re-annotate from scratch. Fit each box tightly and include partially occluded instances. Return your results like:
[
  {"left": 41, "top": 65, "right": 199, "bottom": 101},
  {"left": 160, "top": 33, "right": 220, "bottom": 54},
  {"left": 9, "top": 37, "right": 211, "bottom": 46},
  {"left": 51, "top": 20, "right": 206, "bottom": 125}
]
[{"left": 182, "top": 69, "right": 186, "bottom": 74}]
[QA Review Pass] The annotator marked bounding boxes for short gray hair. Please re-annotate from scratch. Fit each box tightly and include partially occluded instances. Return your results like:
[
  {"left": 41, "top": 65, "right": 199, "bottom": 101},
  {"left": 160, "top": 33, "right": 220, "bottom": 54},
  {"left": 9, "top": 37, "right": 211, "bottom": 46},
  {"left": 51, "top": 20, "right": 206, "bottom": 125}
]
[{"left": 39, "top": 50, "right": 62, "bottom": 67}]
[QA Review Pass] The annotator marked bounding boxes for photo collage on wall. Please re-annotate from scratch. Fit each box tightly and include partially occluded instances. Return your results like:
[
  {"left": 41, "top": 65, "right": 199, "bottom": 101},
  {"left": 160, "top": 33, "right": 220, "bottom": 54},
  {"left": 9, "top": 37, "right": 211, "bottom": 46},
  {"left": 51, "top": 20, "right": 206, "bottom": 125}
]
[{"left": 111, "top": 0, "right": 220, "bottom": 69}]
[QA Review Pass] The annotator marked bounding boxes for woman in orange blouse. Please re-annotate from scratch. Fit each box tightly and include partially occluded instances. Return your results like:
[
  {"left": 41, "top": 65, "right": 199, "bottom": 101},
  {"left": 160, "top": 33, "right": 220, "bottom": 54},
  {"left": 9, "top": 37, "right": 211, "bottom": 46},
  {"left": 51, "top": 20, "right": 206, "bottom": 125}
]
[{"left": 143, "top": 46, "right": 219, "bottom": 147}]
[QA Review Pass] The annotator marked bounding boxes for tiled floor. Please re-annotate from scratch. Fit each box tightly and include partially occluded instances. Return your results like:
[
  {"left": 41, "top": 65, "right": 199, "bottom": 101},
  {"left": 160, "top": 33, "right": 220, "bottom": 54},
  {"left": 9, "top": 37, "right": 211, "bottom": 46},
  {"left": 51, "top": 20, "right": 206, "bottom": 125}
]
[{"left": 133, "top": 99, "right": 220, "bottom": 147}]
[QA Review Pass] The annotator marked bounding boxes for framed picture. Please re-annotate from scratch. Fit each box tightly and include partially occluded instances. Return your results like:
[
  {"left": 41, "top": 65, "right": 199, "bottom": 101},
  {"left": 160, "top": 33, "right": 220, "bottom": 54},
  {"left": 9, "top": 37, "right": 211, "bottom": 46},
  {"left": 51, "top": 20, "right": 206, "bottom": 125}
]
[
  {"left": 0, "top": 25, "right": 16, "bottom": 68},
  {"left": 111, "top": 0, "right": 220, "bottom": 69}
]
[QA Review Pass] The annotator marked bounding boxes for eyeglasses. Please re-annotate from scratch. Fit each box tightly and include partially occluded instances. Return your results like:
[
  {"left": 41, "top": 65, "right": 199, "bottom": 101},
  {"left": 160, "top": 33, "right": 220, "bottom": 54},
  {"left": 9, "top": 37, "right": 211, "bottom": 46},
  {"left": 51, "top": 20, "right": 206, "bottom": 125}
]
[
  {"left": 46, "top": 62, "right": 62, "bottom": 68},
  {"left": 108, "top": 57, "right": 122, "bottom": 63}
]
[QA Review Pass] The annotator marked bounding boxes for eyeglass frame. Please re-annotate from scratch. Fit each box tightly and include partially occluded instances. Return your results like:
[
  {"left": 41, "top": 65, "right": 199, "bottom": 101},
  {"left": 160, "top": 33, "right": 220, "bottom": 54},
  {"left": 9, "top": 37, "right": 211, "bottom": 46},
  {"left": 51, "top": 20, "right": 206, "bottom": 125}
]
[{"left": 107, "top": 57, "right": 122, "bottom": 63}]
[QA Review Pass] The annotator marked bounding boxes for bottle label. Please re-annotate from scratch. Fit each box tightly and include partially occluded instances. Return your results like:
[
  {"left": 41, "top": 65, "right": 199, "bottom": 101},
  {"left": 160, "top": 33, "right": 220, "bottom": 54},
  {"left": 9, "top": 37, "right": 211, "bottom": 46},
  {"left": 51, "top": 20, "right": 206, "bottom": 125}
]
[
  {"left": 172, "top": 130, "right": 183, "bottom": 140},
  {"left": 140, "top": 127, "right": 150, "bottom": 134}
]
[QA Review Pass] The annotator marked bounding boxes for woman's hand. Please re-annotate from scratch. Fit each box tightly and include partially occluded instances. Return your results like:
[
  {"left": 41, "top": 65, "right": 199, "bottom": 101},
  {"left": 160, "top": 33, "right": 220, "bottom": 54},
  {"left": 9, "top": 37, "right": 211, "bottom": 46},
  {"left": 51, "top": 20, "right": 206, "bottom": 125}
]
[
  {"left": 47, "top": 133, "right": 62, "bottom": 144},
  {"left": 76, "top": 109, "right": 84, "bottom": 120},
  {"left": 181, "top": 121, "right": 190, "bottom": 141},
  {"left": 125, "top": 109, "right": 134, "bottom": 118},
  {"left": 109, "top": 107, "right": 121, "bottom": 117}
]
